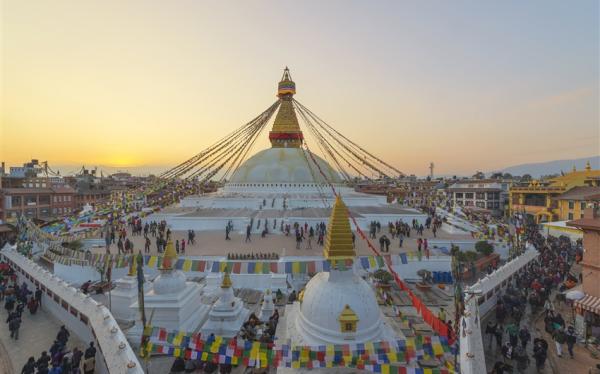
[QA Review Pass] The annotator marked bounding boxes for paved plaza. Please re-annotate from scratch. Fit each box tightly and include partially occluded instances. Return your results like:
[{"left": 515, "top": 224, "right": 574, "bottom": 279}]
[
  {"left": 0, "top": 299, "right": 84, "bottom": 374},
  {"left": 92, "top": 224, "right": 471, "bottom": 258}
]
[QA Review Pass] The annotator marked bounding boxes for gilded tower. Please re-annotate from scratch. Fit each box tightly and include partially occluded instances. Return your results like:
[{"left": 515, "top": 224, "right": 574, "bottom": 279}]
[
  {"left": 323, "top": 195, "right": 356, "bottom": 260},
  {"left": 269, "top": 67, "right": 304, "bottom": 148}
]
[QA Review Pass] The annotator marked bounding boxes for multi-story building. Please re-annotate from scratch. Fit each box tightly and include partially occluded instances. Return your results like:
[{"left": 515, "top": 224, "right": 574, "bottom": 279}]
[
  {"left": 74, "top": 184, "right": 111, "bottom": 210},
  {"left": 555, "top": 186, "right": 600, "bottom": 221},
  {"left": 0, "top": 187, "right": 54, "bottom": 221},
  {"left": 570, "top": 207, "right": 600, "bottom": 338},
  {"left": 446, "top": 179, "right": 510, "bottom": 214},
  {"left": 509, "top": 162, "right": 600, "bottom": 223},
  {"left": 50, "top": 185, "right": 77, "bottom": 216}
]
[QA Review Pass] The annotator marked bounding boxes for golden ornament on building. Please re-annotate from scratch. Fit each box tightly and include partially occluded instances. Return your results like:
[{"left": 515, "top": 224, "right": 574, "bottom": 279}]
[{"left": 338, "top": 304, "right": 359, "bottom": 333}]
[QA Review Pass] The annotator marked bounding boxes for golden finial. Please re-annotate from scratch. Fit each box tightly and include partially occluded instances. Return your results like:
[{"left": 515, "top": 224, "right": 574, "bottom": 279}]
[
  {"left": 586, "top": 161, "right": 592, "bottom": 171},
  {"left": 221, "top": 271, "right": 232, "bottom": 289},
  {"left": 270, "top": 67, "right": 302, "bottom": 148},
  {"left": 572, "top": 165, "right": 577, "bottom": 172},
  {"left": 128, "top": 255, "right": 138, "bottom": 277},
  {"left": 323, "top": 195, "right": 356, "bottom": 260},
  {"left": 160, "top": 239, "right": 178, "bottom": 270},
  {"left": 338, "top": 304, "right": 359, "bottom": 333}
]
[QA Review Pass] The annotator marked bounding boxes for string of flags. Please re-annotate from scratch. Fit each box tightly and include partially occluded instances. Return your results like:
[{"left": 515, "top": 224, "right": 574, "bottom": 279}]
[{"left": 142, "top": 326, "right": 454, "bottom": 373}]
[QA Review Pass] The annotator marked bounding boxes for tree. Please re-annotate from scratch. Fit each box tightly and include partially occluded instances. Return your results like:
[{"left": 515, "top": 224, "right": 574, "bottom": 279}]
[
  {"left": 472, "top": 171, "right": 485, "bottom": 180},
  {"left": 490, "top": 172, "right": 504, "bottom": 179},
  {"left": 521, "top": 174, "right": 532, "bottom": 181},
  {"left": 373, "top": 269, "right": 393, "bottom": 284},
  {"left": 475, "top": 240, "right": 494, "bottom": 256},
  {"left": 502, "top": 173, "right": 513, "bottom": 179}
]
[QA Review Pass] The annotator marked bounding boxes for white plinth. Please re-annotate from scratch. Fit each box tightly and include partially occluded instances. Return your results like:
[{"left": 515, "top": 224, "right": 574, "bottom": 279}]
[
  {"left": 111, "top": 275, "right": 151, "bottom": 324},
  {"left": 258, "top": 291, "right": 275, "bottom": 322},
  {"left": 201, "top": 287, "right": 250, "bottom": 338},
  {"left": 127, "top": 278, "right": 209, "bottom": 346}
]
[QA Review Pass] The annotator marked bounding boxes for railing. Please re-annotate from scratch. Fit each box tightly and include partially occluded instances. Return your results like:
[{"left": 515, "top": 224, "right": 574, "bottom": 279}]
[{"left": 0, "top": 247, "right": 143, "bottom": 374}]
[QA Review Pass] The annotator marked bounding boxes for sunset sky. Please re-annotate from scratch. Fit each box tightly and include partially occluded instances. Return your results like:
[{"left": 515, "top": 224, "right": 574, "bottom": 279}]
[{"left": 1, "top": 1, "right": 598, "bottom": 176}]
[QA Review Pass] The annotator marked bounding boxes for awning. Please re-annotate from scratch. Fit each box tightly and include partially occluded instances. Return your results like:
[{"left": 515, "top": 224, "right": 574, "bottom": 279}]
[{"left": 575, "top": 294, "right": 600, "bottom": 314}]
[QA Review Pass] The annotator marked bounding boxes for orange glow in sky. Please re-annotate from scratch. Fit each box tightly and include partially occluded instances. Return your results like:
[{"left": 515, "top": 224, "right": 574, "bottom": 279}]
[{"left": 1, "top": 1, "right": 598, "bottom": 176}]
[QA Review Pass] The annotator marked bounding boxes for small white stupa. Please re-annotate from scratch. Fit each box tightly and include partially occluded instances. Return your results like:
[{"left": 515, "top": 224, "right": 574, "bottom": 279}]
[
  {"left": 128, "top": 240, "right": 209, "bottom": 345},
  {"left": 201, "top": 272, "right": 250, "bottom": 338},
  {"left": 277, "top": 196, "right": 398, "bottom": 346},
  {"left": 258, "top": 289, "right": 275, "bottom": 322},
  {"left": 111, "top": 254, "right": 151, "bottom": 324}
]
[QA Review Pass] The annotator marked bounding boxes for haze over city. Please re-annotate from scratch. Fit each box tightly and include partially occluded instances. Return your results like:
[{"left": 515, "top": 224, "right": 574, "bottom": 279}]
[{"left": 2, "top": 0, "right": 598, "bottom": 176}]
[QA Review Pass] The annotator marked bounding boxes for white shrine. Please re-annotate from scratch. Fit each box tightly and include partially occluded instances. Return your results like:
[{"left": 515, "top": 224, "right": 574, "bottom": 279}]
[
  {"left": 127, "top": 241, "right": 210, "bottom": 344},
  {"left": 200, "top": 272, "right": 250, "bottom": 338},
  {"left": 277, "top": 196, "right": 398, "bottom": 346},
  {"left": 111, "top": 258, "right": 151, "bottom": 324},
  {"left": 258, "top": 289, "right": 275, "bottom": 322}
]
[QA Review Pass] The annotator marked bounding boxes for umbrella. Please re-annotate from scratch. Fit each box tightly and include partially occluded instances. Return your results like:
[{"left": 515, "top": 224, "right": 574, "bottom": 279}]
[{"left": 565, "top": 290, "right": 585, "bottom": 301}]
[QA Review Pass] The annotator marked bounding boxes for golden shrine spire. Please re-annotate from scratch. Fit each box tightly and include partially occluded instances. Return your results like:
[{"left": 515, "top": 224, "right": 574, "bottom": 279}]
[
  {"left": 221, "top": 271, "right": 233, "bottom": 289},
  {"left": 269, "top": 67, "right": 304, "bottom": 148},
  {"left": 160, "top": 239, "right": 178, "bottom": 270},
  {"left": 323, "top": 195, "right": 356, "bottom": 260}
]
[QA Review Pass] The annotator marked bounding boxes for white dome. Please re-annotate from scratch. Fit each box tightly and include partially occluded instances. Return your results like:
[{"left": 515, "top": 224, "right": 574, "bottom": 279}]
[
  {"left": 297, "top": 270, "right": 388, "bottom": 344},
  {"left": 153, "top": 270, "right": 187, "bottom": 295},
  {"left": 229, "top": 148, "right": 342, "bottom": 185}
]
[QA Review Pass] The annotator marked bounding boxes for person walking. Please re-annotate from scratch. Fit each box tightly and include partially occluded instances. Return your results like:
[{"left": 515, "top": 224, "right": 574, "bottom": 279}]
[
  {"left": 180, "top": 239, "right": 185, "bottom": 254},
  {"left": 552, "top": 326, "right": 566, "bottom": 358},
  {"left": 21, "top": 357, "right": 36, "bottom": 374},
  {"left": 565, "top": 325, "right": 576, "bottom": 358},
  {"left": 485, "top": 321, "right": 498, "bottom": 348},
  {"left": 144, "top": 237, "right": 151, "bottom": 253},
  {"left": 9, "top": 314, "right": 21, "bottom": 340},
  {"left": 35, "top": 287, "right": 42, "bottom": 309},
  {"left": 519, "top": 326, "right": 531, "bottom": 350},
  {"left": 245, "top": 225, "right": 252, "bottom": 243}
]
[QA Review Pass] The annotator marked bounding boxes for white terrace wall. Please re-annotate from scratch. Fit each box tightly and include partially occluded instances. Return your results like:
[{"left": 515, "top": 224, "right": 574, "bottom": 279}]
[{"left": 0, "top": 248, "right": 143, "bottom": 374}]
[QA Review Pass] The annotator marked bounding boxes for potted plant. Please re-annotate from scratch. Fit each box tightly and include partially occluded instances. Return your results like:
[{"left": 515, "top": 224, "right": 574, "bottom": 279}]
[{"left": 373, "top": 269, "right": 393, "bottom": 290}]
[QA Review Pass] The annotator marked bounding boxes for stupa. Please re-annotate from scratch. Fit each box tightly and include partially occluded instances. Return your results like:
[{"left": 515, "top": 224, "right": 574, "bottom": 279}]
[
  {"left": 258, "top": 289, "right": 275, "bottom": 322},
  {"left": 277, "top": 195, "right": 398, "bottom": 345},
  {"left": 128, "top": 240, "right": 209, "bottom": 344},
  {"left": 200, "top": 271, "right": 250, "bottom": 338},
  {"left": 111, "top": 256, "right": 151, "bottom": 324},
  {"left": 153, "top": 69, "right": 427, "bottom": 232}
]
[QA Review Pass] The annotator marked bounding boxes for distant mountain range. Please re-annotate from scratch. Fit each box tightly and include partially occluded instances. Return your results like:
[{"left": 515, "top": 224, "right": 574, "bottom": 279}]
[{"left": 492, "top": 156, "right": 600, "bottom": 178}]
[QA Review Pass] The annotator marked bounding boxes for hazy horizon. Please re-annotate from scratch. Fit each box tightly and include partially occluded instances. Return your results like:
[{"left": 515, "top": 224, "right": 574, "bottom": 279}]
[{"left": 1, "top": 1, "right": 598, "bottom": 176}]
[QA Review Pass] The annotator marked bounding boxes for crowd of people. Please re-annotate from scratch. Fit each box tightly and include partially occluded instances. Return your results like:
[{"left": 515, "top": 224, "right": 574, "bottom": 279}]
[
  {"left": 0, "top": 261, "right": 97, "bottom": 374},
  {"left": 487, "top": 219, "right": 583, "bottom": 373},
  {"left": 21, "top": 331, "right": 97, "bottom": 374}
]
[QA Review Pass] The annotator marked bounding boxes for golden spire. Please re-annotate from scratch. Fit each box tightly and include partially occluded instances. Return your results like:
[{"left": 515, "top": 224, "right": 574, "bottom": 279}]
[
  {"left": 572, "top": 165, "right": 577, "bottom": 172},
  {"left": 160, "top": 239, "right": 178, "bottom": 270},
  {"left": 323, "top": 195, "right": 356, "bottom": 260},
  {"left": 586, "top": 161, "right": 592, "bottom": 171},
  {"left": 221, "top": 271, "right": 232, "bottom": 289},
  {"left": 128, "top": 255, "right": 138, "bottom": 277},
  {"left": 269, "top": 67, "right": 303, "bottom": 148}
]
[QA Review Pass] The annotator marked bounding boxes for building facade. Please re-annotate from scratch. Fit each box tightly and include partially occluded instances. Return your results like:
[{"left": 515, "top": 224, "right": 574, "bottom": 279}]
[
  {"left": 509, "top": 163, "right": 600, "bottom": 223},
  {"left": 555, "top": 186, "right": 600, "bottom": 221},
  {"left": 446, "top": 179, "right": 509, "bottom": 214},
  {"left": 570, "top": 207, "right": 600, "bottom": 338}
]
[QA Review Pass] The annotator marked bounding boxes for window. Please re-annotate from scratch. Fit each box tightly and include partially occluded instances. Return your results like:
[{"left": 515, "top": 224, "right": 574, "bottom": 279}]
[
  {"left": 11, "top": 196, "right": 21, "bottom": 206},
  {"left": 568, "top": 213, "right": 574, "bottom": 220},
  {"left": 581, "top": 202, "right": 587, "bottom": 210},
  {"left": 455, "top": 193, "right": 463, "bottom": 198},
  {"left": 465, "top": 193, "right": 474, "bottom": 199},
  {"left": 476, "top": 193, "right": 485, "bottom": 200},
  {"left": 39, "top": 195, "right": 50, "bottom": 204},
  {"left": 568, "top": 201, "right": 574, "bottom": 209}
]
